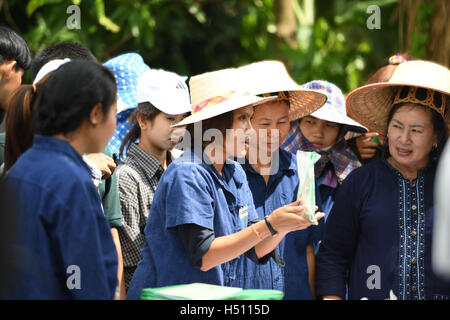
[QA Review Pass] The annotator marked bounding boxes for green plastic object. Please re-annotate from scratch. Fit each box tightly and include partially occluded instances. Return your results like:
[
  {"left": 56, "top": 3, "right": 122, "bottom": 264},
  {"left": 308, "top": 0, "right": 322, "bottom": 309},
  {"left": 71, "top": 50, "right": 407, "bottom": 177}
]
[
  {"left": 370, "top": 136, "right": 380, "bottom": 144},
  {"left": 140, "top": 284, "right": 284, "bottom": 300}
]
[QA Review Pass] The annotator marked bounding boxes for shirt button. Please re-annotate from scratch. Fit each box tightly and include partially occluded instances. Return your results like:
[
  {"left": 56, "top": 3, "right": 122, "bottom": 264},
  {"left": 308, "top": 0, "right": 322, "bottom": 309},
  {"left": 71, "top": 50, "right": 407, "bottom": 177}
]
[
  {"left": 411, "top": 205, "right": 417, "bottom": 211},
  {"left": 411, "top": 230, "right": 417, "bottom": 237},
  {"left": 411, "top": 286, "right": 417, "bottom": 292},
  {"left": 411, "top": 258, "right": 417, "bottom": 264}
]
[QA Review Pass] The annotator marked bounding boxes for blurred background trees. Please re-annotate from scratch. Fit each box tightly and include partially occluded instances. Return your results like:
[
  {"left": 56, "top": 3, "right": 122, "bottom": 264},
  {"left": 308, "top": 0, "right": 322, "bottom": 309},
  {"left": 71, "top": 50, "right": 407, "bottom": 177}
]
[{"left": 1, "top": 0, "right": 448, "bottom": 94}]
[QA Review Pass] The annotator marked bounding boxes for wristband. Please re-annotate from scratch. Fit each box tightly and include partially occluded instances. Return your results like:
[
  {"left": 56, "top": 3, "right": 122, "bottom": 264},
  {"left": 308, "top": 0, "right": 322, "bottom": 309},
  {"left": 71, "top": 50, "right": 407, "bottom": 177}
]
[{"left": 264, "top": 216, "right": 278, "bottom": 236}]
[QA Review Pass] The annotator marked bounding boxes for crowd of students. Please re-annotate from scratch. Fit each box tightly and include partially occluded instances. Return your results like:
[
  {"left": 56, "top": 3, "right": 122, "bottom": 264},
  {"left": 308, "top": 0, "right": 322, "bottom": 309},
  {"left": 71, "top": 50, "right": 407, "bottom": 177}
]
[{"left": 0, "top": 25, "right": 449, "bottom": 300}]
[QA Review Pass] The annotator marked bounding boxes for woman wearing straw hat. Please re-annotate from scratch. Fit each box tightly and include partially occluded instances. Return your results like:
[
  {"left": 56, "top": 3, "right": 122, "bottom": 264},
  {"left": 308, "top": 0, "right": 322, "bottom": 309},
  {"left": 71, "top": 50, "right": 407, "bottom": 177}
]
[
  {"left": 126, "top": 67, "right": 325, "bottom": 299},
  {"left": 234, "top": 61, "right": 327, "bottom": 299},
  {"left": 316, "top": 60, "right": 450, "bottom": 300},
  {"left": 281, "top": 80, "right": 367, "bottom": 224}
]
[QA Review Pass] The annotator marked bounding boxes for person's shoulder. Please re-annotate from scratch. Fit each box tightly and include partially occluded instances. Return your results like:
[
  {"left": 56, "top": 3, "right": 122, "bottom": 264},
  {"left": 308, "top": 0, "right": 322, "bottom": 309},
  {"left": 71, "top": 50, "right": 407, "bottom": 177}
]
[
  {"left": 343, "top": 158, "right": 386, "bottom": 185},
  {"left": 116, "top": 161, "right": 140, "bottom": 182}
]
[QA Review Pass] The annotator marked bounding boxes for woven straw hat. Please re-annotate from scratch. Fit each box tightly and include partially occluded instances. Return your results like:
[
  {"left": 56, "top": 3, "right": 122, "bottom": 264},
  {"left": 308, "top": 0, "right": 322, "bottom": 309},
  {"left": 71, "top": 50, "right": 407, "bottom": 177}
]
[
  {"left": 236, "top": 60, "right": 327, "bottom": 121},
  {"left": 174, "top": 68, "right": 276, "bottom": 127},
  {"left": 346, "top": 60, "right": 450, "bottom": 135}
]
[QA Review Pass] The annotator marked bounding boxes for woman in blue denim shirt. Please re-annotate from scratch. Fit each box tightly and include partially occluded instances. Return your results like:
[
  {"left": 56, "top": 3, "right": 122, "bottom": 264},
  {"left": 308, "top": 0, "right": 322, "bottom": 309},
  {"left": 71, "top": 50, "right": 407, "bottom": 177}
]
[
  {"left": 126, "top": 67, "right": 324, "bottom": 299},
  {"left": 3, "top": 61, "right": 118, "bottom": 299}
]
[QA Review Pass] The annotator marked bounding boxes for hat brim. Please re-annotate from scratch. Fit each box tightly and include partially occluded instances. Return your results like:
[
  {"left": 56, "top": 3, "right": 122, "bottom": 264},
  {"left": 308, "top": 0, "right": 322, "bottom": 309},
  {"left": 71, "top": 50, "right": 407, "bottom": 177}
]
[
  {"left": 346, "top": 82, "right": 450, "bottom": 135},
  {"left": 172, "top": 95, "right": 277, "bottom": 127},
  {"left": 287, "top": 90, "right": 328, "bottom": 122},
  {"left": 251, "top": 89, "right": 327, "bottom": 121},
  {"left": 311, "top": 102, "right": 368, "bottom": 133}
]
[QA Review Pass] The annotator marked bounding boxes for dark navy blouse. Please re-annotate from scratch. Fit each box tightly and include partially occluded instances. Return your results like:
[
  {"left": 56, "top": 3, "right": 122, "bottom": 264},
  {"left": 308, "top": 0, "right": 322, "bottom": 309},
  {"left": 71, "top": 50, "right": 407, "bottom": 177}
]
[
  {"left": 316, "top": 158, "right": 450, "bottom": 300},
  {"left": 4, "top": 135, "right": 118, "bottom": 299}
]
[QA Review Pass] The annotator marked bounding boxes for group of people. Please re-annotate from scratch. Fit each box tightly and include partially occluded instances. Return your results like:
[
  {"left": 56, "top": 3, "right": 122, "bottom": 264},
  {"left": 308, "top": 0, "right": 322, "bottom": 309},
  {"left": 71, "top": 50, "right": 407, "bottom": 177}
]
[{"left": 0, "top": 25, "right": 449, "bottom": 300}]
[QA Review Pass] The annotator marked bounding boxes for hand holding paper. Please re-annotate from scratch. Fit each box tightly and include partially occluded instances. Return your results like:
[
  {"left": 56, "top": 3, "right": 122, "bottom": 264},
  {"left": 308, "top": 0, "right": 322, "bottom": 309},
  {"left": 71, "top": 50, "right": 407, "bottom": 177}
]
[{"left": 296, "top": 150, "right": 321, "bottom": 223}]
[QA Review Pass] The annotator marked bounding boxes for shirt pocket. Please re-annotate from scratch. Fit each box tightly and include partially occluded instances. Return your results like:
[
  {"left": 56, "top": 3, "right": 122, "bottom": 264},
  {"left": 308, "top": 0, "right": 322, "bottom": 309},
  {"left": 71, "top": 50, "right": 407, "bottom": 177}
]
[{"left": 228, "top": 202, "right": 251, "bottom": 232}]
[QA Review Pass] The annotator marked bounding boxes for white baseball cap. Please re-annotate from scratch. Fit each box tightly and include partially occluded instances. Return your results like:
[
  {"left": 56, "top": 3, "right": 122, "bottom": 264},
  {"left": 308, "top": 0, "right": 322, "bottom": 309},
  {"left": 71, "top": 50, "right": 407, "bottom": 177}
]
[
  {"left": 33, "top": 58, "right": 71, "bottom": 84},
  {"left": 136, "top": 69, "right": 192, "bottom": 115}
]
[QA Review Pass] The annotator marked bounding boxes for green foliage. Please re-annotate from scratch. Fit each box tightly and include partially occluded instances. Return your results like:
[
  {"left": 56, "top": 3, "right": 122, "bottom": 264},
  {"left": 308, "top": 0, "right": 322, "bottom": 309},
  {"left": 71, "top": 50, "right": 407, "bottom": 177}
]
[{"left": 1, "top": 0, "right": 404, "bottom": 93}]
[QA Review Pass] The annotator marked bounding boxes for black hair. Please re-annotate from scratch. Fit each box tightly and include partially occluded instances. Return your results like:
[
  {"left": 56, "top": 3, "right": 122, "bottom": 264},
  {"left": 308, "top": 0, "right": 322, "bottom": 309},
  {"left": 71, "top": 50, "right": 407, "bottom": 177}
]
[
  {"left": 185, "top": 111, "right": 234, "bottom": 151},
  {"left": 30, "top": 41, "right": 97, "bottom": 81},
  {"left": 383, "top": 87, "right": 448, "bottom": 163},
  {"left": 119, "top": 102, "right": 162, "bottom": 158},
  {"left": 0, "top": 26, "right": 32, "bottom": 70},
  {"left": 32, "top": 60, "right": 116, "bottom": 136}
]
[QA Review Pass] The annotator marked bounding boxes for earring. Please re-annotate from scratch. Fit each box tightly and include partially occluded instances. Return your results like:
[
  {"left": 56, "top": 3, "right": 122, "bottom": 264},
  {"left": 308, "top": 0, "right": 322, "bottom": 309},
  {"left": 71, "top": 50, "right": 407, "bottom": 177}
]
[{"left": 92, "top": 119, "right": 97, "bottom": 125}]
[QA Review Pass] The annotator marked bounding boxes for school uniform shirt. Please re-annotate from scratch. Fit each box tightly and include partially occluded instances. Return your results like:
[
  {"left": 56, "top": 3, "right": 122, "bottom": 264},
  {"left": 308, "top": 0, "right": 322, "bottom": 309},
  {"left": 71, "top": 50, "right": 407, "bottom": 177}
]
[
  {"left": 240, "top": 148, "right": 321, "bottom": 299},
  {"left": 316, "top": 158, "right": 450, "bottom": 300},
  {"left": 4, "top": 135, "right": 118, "bottom": 299},
  {"left": 126, "top": 149, "right": 259, "bottom": 299},
  {"left": 116, "top": 143, "right": 175, "bottom": 289}
]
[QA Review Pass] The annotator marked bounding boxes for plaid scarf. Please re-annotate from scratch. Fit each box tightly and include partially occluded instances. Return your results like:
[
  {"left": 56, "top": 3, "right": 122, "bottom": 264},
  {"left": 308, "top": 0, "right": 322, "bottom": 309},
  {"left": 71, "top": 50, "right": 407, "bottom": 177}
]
[{"left": 282, "top": 124, "right": 361, "bottom": 184}]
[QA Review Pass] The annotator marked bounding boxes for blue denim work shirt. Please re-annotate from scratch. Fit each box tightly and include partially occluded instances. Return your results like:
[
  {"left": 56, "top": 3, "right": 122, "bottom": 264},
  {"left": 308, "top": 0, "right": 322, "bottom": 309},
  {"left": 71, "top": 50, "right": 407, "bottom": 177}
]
[
  {"left": 4, "top": 135, "right": 118, "bottom": 299},
  {"left": 239, "top": 148, "right": 321, "bottom": 299},
  {"left": 126, "top": 149, "right": 259, "bottom": 299}
]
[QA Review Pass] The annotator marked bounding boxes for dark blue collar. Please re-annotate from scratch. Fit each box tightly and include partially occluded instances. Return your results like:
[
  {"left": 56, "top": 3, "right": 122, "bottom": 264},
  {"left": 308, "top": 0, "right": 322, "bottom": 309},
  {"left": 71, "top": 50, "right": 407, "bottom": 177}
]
[
  {"left": 239, "top": 148, "right": 296, "bottom": 176},
  {"left": 32, "top": 134, "right": 92, "bottom": 174},
  {"left": 381, "top": 156, "right": 436, "bottom": 181},
  {"left": 176, "top": 149, "right": 245, "bottom": 188}
]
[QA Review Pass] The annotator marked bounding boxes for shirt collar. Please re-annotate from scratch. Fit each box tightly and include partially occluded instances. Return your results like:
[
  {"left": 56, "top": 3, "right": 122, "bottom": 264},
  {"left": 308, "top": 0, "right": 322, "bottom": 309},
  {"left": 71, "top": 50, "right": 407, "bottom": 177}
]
[
  {"left": 239, "top": 148, "right": 296, "bottom": 176},
  {"left": 126, "top": 143, "right": 166, "bottom": 179},
  {"left": 381, "top": 156, "right": 435, "bottom": 181},
  {"left": 179, "top": 149, "right": 245, "bottom": 188},
  {"left": 32, "top": 134, "right": 91, "bottom": 173}
]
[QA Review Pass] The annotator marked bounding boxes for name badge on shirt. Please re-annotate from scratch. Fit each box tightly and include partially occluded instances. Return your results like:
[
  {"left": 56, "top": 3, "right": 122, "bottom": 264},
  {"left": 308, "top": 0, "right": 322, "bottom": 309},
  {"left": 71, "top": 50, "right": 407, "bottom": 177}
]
[{"left": 239, "top": 206, "right": 249, "bottom": 219}]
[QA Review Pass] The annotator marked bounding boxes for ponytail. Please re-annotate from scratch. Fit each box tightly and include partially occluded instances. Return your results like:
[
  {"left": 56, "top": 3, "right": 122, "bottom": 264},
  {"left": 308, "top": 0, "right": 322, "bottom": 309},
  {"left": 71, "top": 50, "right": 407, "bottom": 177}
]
[
  {"left": 119, "top": 119, "right": 140, "bottom": 159},
  {"left": 4, "top": 84, "right": 38, "bottom": 172},
  {"left": 118, "top": 102, "right": 161, "bottom": 159}
]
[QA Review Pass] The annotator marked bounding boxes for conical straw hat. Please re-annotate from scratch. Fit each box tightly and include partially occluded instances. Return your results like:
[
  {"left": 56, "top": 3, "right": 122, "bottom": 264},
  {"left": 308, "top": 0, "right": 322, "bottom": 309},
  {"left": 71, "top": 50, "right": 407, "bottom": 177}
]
[
  {"left": 236, "top": 60, "right": 327, "bottom": 121},
  {"left": 346, "top": 60, "right": 450, "bottom": 135},
  {"left": 174, "top": 67, "right": 276, "bottom": 127}
]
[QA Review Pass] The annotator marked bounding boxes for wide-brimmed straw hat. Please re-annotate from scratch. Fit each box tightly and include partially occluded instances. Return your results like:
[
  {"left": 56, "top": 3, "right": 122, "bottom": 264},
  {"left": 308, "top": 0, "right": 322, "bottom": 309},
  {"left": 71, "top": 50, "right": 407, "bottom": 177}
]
[
  {"left": 302, "top": 80, "right": 367, "bottom": 133},
  {"left": 236, "top": 60, "right": 327, "bottom": 121},
  {"left": 173, "top": 68, "right": 276, "bottom": 127},
  {"left": 346, "top": 60, "right": 450, "bottom": 135}
]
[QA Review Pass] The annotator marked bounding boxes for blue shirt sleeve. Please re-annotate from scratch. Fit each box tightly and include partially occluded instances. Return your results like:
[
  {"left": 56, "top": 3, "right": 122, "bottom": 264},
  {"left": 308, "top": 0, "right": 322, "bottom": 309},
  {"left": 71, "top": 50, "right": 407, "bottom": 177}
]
[
  {"left": 315, "top": 169, "right": 361, "bottom": 299},
  {"left": 163, "top": 163, "right": 215, "bottom": 230}
]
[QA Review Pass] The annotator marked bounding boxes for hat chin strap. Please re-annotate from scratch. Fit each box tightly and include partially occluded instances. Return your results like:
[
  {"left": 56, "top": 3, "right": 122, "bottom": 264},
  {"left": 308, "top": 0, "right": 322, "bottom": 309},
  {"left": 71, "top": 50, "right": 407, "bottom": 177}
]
[{"left": 392, "top": 86, "right": 446, "bottom": 119}]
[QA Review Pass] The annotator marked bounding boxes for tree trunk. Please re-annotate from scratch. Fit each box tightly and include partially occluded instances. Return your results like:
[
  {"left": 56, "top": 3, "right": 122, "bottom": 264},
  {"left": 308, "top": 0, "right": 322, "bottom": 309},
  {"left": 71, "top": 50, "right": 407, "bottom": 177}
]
[
  {"left": 427, "top": 0, "right": 450, "bottom": 67},
  {"left": 275, "top": 0, "right": 298, "bottom": 49}
]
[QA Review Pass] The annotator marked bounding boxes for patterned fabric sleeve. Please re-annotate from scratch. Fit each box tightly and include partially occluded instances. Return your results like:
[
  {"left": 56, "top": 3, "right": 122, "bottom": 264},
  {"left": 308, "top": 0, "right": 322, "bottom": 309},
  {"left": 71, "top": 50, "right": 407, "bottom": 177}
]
[{"left": 116, "top": 168, "right": 146, "bottom": 268}]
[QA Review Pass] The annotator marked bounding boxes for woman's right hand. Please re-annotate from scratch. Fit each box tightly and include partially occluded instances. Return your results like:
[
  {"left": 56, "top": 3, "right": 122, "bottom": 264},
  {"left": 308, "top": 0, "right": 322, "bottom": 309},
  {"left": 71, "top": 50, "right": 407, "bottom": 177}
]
[{"left": 267, "top": 200, "right": 324, "bottom": 234}]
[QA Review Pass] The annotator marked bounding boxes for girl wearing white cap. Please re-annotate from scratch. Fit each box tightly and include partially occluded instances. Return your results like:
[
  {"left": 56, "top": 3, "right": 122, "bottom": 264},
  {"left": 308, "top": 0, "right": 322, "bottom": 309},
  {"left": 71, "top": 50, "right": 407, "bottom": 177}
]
[
  {"left": 126, "top": 67, "right": 324, "bottom": 299},
  {"left": 116, "top": 69, "right": 191, "bottom": 290}
]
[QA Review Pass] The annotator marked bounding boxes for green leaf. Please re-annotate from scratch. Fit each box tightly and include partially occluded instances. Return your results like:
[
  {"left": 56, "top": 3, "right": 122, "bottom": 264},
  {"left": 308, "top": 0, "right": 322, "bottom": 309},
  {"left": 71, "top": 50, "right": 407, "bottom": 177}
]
[{"left": 26, "top": 0, "right": 63, "bottom": 17}]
